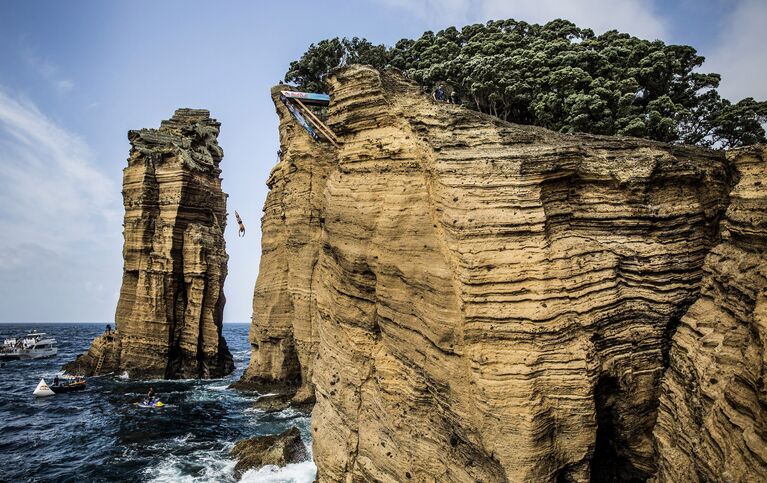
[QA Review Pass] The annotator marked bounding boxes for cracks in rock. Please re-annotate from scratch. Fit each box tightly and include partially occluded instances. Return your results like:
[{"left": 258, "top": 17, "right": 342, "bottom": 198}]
[
  {"left": 590, "top": 375, "right": 648, "bottom": 483},
  {"left": 196, "top": 271, "right": 209, "bottom": 379}
]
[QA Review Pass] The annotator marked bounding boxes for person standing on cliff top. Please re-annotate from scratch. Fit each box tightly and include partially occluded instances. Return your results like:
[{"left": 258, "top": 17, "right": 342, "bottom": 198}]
[{"left": 433, "top": 84, "right": 447, "bottom": 102}]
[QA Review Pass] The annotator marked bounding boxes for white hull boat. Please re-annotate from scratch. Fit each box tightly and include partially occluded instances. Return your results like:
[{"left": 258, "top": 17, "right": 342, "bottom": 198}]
[{"left": 1, "top": 331, "right": 58, "bottom": 360}]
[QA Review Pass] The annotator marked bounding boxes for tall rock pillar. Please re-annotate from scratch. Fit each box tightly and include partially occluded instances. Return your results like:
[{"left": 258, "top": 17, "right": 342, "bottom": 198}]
[{"left": 65, "top": 108, "right": 233, "bottom": 379}]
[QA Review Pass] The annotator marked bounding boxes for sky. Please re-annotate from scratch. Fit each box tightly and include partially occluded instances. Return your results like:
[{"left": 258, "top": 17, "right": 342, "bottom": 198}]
[{"left": 0, "top": 0, "right": 764, "bottom": 323}]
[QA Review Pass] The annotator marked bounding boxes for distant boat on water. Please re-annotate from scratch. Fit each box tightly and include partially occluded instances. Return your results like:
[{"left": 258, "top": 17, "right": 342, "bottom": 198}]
[{"left": 0, "top": 331, "right": 58, "bottom": 360}]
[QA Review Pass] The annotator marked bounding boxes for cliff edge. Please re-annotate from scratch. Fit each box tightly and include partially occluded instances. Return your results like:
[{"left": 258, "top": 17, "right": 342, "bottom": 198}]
[
  {"left": 65, "top": 108, "right": 233, "bottom": 380},
  {"left": 239, "top": 65, "right": 749, "bottom": 481},
  {"left": 234, "top": 86, "right": 335, "bottom": 401}
]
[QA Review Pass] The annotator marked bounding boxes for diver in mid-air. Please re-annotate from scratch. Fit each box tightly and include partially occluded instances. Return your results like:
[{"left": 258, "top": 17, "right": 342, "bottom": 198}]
[{"left": 235, "top": 211, "right": 246, "bottom": 237}]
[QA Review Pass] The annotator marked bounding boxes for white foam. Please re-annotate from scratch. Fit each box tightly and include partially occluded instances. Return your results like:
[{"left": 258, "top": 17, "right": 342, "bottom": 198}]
[
  {"left": 207, "top": 383, "right": 231, "bottom": 392},
  {"left": 173, "top": 432, "right": 193, "bottom": 444},
  {"left": 145, "top": 449, "right": 237, "bottom": 483},
  {"left": 275, "top": 407, "right": 307, "bottom": 419},
  {"left": 239, "top": 461, "right": 316, "bottom": 483}
]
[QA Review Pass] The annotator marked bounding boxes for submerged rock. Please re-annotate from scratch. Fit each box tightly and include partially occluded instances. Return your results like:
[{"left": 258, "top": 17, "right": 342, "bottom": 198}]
[
  {"left": 251, "top": 391, "right": 314, "bottom": 413},
  {"left": 252, "top": 393, "right": 293, "bottom": 412},
  {"left": 231, "top": 427, "right": 309, "bottom": 476},
  {"left": 65, "top": 109, "right": 233, "bottom": 379}
]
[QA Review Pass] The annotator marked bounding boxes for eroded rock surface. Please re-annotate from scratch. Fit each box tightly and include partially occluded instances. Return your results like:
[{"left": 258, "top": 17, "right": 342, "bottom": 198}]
[
  {"left": 235, "top": 86, "right": 335, "bottom": 403},
  {"left": 243, "top": 66, "right": 739, "bottom": 482},
  {"left": 65, "top": 108, "right": 233, "bottom": 379},
  {"left": 231, "top": 427, "right": 309, "bottom": 477},
  {"left": 653, "top": 146, "right": 767, "bottom": 482}
]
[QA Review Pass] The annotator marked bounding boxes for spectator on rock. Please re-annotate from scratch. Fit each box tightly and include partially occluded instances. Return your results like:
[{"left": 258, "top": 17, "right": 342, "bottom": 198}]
[{"left": 433, "top": 84, "right": 447, "bottom": 102}]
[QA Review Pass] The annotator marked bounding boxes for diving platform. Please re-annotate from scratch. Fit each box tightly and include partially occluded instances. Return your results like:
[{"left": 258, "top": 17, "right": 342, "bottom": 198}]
[{"left": 279, "top": 90, "right": 339, "bottom": 147}]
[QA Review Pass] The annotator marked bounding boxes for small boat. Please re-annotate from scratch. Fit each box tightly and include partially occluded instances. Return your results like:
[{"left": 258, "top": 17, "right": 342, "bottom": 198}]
[
  {"left": 1, "top": 331, "right": 58, "bottom": 360},
  {"left": 50, "top": 376, "right": 86, "bottom": 394},
  {"left": 136, "top": 398, "right": 165, "bottom": 408},
  {"left": 33, "top": 378, "right": 55, "bottom": 397}
]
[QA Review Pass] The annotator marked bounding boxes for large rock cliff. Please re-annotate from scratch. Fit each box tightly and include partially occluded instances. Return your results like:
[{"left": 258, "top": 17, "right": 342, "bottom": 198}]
[
  {"left": 235, "top": 87, "right": 334, "bottom": 403},
  {"left": 653, "top": 146, "right": 767, "bottom": 481},
  {"left": 240, "top": 65, "right": 756, "bottom": 481},
  {"left": 65, "top": 108, "right": 233, "bottom": 379}
]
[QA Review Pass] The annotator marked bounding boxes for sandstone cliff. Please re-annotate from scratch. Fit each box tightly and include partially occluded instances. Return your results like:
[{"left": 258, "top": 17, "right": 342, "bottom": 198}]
[
  {"left": 242, "top": 66, "right": 741, "bottom": 481},
  {"left": 235, "top": 86, "right": 335, "bottom": 403},
  {"left": 65, "top": 108, "right": 233, "bottom": 380},
  {"left": 653, "top": 145, "right": 767, "bottom": 482}
]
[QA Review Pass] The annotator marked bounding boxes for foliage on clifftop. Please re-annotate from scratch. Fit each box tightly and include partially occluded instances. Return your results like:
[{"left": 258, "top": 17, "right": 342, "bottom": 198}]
[{"left": 285, "top": 19, "right": 767, "bottom": 148}]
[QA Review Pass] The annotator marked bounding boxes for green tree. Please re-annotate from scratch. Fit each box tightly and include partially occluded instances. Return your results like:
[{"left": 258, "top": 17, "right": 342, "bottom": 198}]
[
  {"left": 285, "top": 19, "right": 767, "bottom": 148},
  {"left": 284, "top": 37, "right": 387, "bottom": 94},
  {"left": 710, "top": 98, "right": 767, "bottom": 148}
]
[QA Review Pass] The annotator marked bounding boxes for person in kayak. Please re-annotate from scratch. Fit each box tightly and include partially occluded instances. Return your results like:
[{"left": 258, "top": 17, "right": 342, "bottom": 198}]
[{"left": 146, "top": 386, "right": 155, "bottom": 403}]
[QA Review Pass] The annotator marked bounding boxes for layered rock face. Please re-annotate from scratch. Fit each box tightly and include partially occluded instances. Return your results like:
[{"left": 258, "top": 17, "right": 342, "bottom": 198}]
[
  {"left": 65, "top": 109, "right": 233, "bottom": 379},
  {"left": 236, "top": 87, "right": 335, "bottom": 402},
  {"left": 653, "top": 146, "right": 767, "bottom": 481},
  {"left": 244, "top": 66, "right": 738, "bottom": 482}
]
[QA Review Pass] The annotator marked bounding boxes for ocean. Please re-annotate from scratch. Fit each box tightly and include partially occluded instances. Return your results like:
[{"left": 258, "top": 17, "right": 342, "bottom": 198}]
[{"left": 0, "top": 323, "right": 315, "bottom": 483}]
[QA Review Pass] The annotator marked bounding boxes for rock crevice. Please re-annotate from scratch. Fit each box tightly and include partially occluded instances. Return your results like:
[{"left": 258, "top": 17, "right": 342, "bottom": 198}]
[{"left": 653, "top": 145, "right": 767, "bottom": 482}]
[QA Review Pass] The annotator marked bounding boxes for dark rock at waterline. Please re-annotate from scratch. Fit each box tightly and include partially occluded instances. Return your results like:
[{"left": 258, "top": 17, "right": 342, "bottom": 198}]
[
  {"left": 252, "top": 393, "right": 293, "bottom": 412},
  {"left": 231, "top": 426, "right": 309, "bottom": 476}
]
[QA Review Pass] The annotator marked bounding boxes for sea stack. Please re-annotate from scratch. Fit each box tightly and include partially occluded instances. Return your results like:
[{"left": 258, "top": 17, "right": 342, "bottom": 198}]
[{"left": 65, "top": 109, "right": 233, "bottom": 379}]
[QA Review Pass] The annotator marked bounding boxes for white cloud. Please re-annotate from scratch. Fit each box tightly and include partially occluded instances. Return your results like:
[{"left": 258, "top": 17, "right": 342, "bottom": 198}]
[
  {"left": 705, "top": 0, "right": 767, "bottom": 102},
  {"left": 0, "top": 88, "right": 120, "bottom": 271},
  {"left": 20, "top": 45, "right": 75, "bottom": 92},
  {"left": 375, "top": 0, "right": 667, "bottom": 40},
  {"left": 55, "top": 79, "right": 75, "bottom": 91}
]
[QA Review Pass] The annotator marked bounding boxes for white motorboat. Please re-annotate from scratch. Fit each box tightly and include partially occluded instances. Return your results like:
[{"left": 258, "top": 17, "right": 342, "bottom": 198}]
[{"left": 0, "top": 331, "right": 58, "bottom": 360}]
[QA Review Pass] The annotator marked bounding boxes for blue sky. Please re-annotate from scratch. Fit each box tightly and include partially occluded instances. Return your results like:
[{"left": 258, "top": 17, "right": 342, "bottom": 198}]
[{"left": 0, "top": 0, "right": 764, "bottom": 322}]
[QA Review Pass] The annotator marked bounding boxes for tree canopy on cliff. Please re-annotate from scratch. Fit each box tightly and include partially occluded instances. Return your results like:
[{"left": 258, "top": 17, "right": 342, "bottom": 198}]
[{"left": 284, "top": 19, "right": 767, "bottom": 148}]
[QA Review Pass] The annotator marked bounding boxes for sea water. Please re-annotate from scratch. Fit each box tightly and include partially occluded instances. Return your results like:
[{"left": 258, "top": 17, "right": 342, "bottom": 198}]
[{"left": 0, "top": 323, "right": 315, "bottom": 482}]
